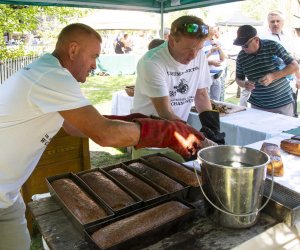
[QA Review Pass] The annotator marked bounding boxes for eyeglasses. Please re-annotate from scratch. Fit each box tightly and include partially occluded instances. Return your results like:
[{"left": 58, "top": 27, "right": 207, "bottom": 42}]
[
  {"left": 182, "top": 23, "right": 209, "bottom": 35},
  {"left": 241, "top": 37, "right": 256, "bottom": 49}
]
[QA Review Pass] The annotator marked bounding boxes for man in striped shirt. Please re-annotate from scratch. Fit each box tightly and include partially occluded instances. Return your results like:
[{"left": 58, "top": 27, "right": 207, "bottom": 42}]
[{"left": 234, "top": 25, "right": 299, "bottom": 116}]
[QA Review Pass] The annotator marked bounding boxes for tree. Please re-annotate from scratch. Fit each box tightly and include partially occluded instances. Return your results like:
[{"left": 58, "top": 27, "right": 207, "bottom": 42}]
[{"left": 0, "top": 4, "right": 88, "bottom": 59}]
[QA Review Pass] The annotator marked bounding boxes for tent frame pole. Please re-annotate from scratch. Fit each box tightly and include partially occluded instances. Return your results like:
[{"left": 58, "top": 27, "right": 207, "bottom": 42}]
[{"left": 157, "top": 0, "right": 167, "bottom": 38}]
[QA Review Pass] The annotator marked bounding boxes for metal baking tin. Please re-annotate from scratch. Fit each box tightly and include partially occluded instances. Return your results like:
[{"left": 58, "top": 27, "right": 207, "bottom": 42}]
[
  {"left": 84, "top": 198, "right": 197, "bottom": 250},
  {"left": 46, "top": 173, "right": 114, "bottom": 235},
  {"left": 103, "top": 163, "right": 169, "bottom": 206},
  {"left": 263, "top": 178, "right": 300, "bottom": 227},
  {"left": 124, "top": 158, "right": 189, "bottom": 200},
  {"left": 141, "top": 153, "right": 203, "bottom": 202},
  {"left": 76, "top": 167, "right": 143, "bottom": 215}
]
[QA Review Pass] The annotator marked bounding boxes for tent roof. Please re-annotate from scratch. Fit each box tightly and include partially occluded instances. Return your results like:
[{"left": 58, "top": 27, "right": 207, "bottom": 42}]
[
  {"left": 216, "top": 11, "right": 263, "bottom": 26},
  {"left": 0, "top": 0, "right": 244, "bottom": 13}
]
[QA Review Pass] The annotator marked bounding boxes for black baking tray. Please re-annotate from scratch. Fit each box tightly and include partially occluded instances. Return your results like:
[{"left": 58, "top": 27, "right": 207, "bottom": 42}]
[
  {"left": 124, "top": 158, "right": 189, "bottom": 200},
  {"left": 84, "top": 198, "right": 197, "bottom": 250},
  {"left": 103, "top": 163, "right": 169, "bottom": 206},
  {"left": 142, "top": 153, "right": 203, "bottom": 202},
  {"left": 46, "top": 173, "right": 114, "bottom": 235},
  {"left": 76, "top": 167, "right": 143, "bottom": 215}
]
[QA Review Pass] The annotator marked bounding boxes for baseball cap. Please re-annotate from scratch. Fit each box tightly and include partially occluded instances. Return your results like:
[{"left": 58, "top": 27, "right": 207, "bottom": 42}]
[{"left": 233, "top": 25, "right": 257, "bottom": 46}]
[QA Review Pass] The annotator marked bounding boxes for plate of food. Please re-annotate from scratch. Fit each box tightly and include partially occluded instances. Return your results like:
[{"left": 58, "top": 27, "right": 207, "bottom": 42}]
[{"left": 191, "top": 100, "right": 247, "bottom": 116}]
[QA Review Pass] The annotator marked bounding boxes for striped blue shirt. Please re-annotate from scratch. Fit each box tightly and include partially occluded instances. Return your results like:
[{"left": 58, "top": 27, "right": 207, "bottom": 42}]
[{"left": 236, "top": 39, "right": 294, "bottom": 109}]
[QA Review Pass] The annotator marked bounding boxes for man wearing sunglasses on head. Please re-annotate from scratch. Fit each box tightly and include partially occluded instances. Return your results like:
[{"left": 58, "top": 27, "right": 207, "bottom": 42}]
[
  {"left": 131, "top": 15, "right": 224, "bottom": 162},
  {"left": 234, "top": 25, "right": 299, "bottom": 116}
]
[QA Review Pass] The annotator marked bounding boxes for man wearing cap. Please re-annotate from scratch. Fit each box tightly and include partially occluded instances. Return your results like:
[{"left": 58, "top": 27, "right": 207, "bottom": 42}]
[
  {"left": 131, "top": 15, "right": 225, "bottom": 162},
  {"left": 233, "top": 25, "right": 299, "bottom": 116}
]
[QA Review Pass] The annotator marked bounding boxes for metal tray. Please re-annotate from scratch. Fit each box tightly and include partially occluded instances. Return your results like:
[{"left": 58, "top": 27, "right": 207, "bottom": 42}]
[
  {"left": 263, "top": 178, "right": 300, "bottom": 227},
  {"left": 76, "top": 168, "right": 143, "bottom": 215},
  {"left": 103, "top": 163, "right": 169, "bottom": 206},
  {"left": 46, "top": 173, "right": 114, "bottom": 235},
  {"left": 124, "top": 158, "right": 189, "bottom": 200},
  {"left": 142, "top": 153, "right": 203, "bottom": 202},
  {"left": 84, "top": 198, "right": 197, "bottom": 250}
]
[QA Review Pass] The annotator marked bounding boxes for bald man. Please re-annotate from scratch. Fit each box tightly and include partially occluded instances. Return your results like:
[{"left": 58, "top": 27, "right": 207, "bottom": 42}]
[{"left": 0, "top": 23, "right": 212, "bottom": 249}]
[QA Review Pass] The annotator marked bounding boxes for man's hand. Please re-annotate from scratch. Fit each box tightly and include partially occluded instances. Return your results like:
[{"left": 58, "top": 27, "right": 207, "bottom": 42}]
[
  {"left": 133, "top": 118, "right": 208, "bottom": 159},
  {"left": 258, "top": 73, "right": 275, "bottom": 86},
  {"left": 244, "top": 80, "right": 255, "bottom": 91}
]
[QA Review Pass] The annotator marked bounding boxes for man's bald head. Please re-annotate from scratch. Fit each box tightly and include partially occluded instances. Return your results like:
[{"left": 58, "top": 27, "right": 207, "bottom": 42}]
[{"left": 55, "top": 23, "right": 101, "bottom": 50}]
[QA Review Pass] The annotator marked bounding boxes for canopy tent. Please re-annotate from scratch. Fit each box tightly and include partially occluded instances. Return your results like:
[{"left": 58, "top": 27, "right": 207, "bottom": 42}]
[
  {"left": 0, "top": 0, "right": 244, "bottom": 13},
  {"left": 216, "top": 11, "right": 263, "bottom": 26},
  {"left": 1, "top": 0, "right": 245, "bottom": 37}
]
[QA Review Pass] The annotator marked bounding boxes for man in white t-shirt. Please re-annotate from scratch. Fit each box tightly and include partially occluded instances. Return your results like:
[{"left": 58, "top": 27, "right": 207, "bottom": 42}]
[
  {"left": 0, "top": 23, "right": 211, "bottom": 250},
  {"left": 131, "top": 16, "right": 225, "bottom": 161}
]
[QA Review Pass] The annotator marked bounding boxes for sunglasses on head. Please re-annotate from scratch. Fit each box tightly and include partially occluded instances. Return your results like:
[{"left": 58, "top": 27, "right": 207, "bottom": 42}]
[
  {"left": 241, "top": 37, "right": 256, "bottom": 49},
  {"left": 182, "top": 23, "right": 209, "bottom": 35}
]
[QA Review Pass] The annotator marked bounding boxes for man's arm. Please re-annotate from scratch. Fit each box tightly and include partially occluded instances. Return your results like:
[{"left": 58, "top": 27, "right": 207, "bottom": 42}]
[
  {"left": 194, "top": 88, "right": 212, "bottom": 113},
  {"left": 59, "top": 105, "right": 140, "bottom": 147},
  {"left": 151, "top": 96, "right": 182, "bottom": 120}
]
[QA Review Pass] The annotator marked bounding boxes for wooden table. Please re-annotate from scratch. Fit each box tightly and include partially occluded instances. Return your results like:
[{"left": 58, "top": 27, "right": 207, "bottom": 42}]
[{"left": 29, "top": 197, "right": 282, "bottom": 250}]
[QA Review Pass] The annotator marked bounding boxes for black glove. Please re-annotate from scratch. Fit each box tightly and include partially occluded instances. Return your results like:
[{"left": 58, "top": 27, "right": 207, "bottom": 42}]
[{"left": 199, "top": 110, "right": 226, "bottom": 145}]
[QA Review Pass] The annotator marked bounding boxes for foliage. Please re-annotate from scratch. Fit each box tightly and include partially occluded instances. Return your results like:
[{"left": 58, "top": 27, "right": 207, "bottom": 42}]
[
  {"left": 240, "top": 0, "right": 281, "bottom": 20},
  {"left": 0, "top": 4, "right": 89, "bottom": 59}
]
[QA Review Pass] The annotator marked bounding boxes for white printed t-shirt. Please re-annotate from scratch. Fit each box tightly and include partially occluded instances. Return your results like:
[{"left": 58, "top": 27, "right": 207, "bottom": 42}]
[
  {"left": 0, "top": 53, "right": 90, "bottom": 208},
  {"left": 131, "top": 42, "right": 211, "bottom": 121}
]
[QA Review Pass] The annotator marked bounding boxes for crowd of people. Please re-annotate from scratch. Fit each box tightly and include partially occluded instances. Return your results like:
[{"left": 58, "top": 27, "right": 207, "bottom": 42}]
[{"left": 1, "top": 10, "right": 300, "bottom": 250}]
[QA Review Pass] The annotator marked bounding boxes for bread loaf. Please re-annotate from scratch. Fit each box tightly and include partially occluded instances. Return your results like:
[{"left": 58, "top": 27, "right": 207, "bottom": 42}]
[
  {"left": 145, "top": 156, "right": 199, "bottom": 186},
  {"left": 127, "top": 162, "right": 184, "bottom": 192},
  {"left": 260, "top": 142, "right": 284, "bottom": 177},
  {"left": 108, "top": 168, "right": 161, "bottom": 201},
  {"left": 80, "top": 171, "right": 135, "bottom": 210},
  {"left": 280, "top": 139, "right": 300, "bottom": 156},
  {"left": 91, "top": 201, "right": 191, "bottom": 249},
  {"left": 51, "top": 178, "right": 108, "bottom": 224}
]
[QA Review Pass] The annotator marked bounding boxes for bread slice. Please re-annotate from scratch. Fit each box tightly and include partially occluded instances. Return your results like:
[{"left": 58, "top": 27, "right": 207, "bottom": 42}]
[{"left": 260, "top": 142, "right": 284, "bottom": 177}]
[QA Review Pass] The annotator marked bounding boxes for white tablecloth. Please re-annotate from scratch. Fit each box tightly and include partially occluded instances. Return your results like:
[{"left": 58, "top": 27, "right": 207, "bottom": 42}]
[
  {"left": 111, "top": 90, "right": 133, "bottom": 115},
  {"left": 246, "top": 133, "right": 300, "bottom": 193},
  {"left": 188, "top": 107, "right": 300, "bottom": 146}
]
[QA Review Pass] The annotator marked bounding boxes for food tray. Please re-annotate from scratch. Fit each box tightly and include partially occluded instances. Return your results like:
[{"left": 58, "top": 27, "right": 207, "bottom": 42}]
[
  {"left": 103, "top": 163, "right": 169, "bottom": 206},
  {"left": 46, "top": 173, "right": 114, "bottom": 235},
  {"left": 124, "top": 158, "right": 189, "bottom": 200},
  {"left": 142, "top": 153, "right": 203, "bottom": 202},
  {"left": 84, "top": 198, "right": 196, "bottom": 250},
  {"left": 76, "top": 168, "right": 143, "bottom": 215},
  {"left": 263, "top": 178, "right": 300, "bottom": 227}
]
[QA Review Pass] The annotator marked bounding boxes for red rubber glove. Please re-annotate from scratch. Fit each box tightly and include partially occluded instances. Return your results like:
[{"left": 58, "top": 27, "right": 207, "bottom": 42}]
[
  {"left": 133, "top": 118, "right": 207, "bottom": 159},
  {"left": 104, "top": 113, "right": 148, "bottom": 122}
]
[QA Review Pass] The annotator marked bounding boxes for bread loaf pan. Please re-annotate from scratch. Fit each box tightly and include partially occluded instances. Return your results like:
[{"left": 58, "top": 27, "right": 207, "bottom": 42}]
[
  {"left": 84, "top": 198, "right": 196, "bottom": 250},
  {"left": 263, "top": 178, "right": 300, "bottom": 227},
  {"left": 142, "top": 153, "right": 203, "bottom": 202},
  {"left": 46, "top": 173, "right": 114, "bottom": 235},
  {"left": 76, "top": 167, "right": 143, "bottom": 215},
  {"left": 103, "top": 163, "right": 169, "bottom": 206},
  {"left": 124, "top": 158, "right": 189, "bottom": 200}
]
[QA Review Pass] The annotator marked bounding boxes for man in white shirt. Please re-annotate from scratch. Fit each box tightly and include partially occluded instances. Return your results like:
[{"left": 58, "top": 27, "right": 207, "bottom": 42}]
[
  {"left": 0, "top": 23, "right": 210, "bottom": 250},
  {"left": 132, "top": 16, "right": 224, "bottom": 161}
]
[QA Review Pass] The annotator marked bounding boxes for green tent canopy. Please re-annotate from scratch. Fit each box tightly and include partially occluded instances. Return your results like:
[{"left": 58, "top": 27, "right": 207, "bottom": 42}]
[{"left": 0, "top": 0, "right": 244, "bottom": 13}]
